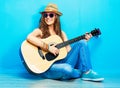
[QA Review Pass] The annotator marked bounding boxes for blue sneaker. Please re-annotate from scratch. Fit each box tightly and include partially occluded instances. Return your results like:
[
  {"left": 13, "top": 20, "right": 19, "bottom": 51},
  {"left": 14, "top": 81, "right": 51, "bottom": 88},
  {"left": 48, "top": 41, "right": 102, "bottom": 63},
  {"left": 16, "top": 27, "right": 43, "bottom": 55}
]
[{"left": 81, "top": 70, "right": 104, "bottom": 82}]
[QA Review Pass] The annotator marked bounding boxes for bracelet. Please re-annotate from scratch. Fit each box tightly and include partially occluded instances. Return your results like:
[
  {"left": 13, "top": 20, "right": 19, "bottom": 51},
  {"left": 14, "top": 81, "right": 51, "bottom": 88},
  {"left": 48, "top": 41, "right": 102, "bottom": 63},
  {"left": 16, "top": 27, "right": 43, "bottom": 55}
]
[
  {"left": 44, "top": 43, "right": 49, "bottom": 52},
  {"left": 42, "top": 42, "right": 49, "bottom": 52}
]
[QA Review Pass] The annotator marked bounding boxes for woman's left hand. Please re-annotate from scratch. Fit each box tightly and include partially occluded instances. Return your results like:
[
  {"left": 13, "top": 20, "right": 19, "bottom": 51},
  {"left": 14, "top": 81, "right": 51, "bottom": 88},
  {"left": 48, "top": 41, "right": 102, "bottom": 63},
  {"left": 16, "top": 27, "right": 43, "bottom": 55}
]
[{"left": 85, "top": 33, "right": 92, "bottom": 41}]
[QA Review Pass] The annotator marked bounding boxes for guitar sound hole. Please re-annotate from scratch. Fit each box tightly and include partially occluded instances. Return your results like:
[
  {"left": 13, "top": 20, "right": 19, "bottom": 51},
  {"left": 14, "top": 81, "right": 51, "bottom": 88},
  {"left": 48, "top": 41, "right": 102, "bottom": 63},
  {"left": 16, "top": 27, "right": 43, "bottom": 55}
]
[{"left": 45, "top": 52, "right": 58, "bottom": 61}]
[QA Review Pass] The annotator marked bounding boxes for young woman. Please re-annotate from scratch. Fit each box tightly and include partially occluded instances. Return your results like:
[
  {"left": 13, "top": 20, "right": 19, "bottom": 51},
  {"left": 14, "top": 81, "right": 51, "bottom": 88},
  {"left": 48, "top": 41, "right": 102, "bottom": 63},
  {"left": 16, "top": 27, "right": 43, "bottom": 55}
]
[{"left": 26, "top": 3, "right": 104, "bottom": 81}]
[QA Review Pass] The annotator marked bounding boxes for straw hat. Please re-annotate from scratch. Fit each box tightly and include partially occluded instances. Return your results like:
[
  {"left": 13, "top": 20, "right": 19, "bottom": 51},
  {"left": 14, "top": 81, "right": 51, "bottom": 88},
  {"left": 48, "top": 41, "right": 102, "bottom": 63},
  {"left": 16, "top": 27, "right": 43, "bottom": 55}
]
[{"left": 40, "top": 3, "right": 62, "bottom": 16}]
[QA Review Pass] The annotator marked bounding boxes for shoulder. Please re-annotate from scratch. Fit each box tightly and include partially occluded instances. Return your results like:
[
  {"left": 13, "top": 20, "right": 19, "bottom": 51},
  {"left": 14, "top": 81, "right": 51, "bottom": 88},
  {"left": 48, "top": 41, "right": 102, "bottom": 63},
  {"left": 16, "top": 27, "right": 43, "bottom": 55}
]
[
  {"left": 61, "top": 30, "right": 67, "bottom": 36},
  {"left": 61, "top": 30, "right": 68, "bottom": 41},
  {"left": 33, "top": 28, "right": 42, "bottom": 32},
  {"left": 32, "top": 28, "right": 42, "bottom": 34},
  {"left": 28, "top": 28, "right": 43, "bottom": 37},
  {"left": 61, "top": 30, "right": 68, "bottom": 39}
]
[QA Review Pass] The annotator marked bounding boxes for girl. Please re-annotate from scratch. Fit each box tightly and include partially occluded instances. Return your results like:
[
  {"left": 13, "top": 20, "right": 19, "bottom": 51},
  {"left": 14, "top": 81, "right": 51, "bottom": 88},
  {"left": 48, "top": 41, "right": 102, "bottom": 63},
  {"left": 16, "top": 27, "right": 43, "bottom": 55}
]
[{"left": 26, "top": 3, "right": 104, "bottom": 81}]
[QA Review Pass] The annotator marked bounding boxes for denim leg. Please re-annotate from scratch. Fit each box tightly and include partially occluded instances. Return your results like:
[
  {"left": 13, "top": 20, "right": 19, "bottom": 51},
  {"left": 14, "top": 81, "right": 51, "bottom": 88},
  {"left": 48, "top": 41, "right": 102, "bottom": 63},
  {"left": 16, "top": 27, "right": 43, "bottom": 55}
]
[
  {"left": 63, "top": 40, "right": 92, "bottom": 72},
  {"left": 75, "top": 40, "right": 92, "bottom": 72},
  {"left": 41, "top": 63, "right": 81, "bottom": 80}
]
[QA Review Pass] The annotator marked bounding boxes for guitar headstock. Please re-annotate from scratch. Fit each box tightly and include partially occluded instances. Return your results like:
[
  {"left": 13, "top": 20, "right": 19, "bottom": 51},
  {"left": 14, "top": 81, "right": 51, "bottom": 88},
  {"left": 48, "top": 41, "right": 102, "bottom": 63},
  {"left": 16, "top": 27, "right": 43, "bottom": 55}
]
[{"left": 91, "top": 28, "right": 101, "bottom": 36}]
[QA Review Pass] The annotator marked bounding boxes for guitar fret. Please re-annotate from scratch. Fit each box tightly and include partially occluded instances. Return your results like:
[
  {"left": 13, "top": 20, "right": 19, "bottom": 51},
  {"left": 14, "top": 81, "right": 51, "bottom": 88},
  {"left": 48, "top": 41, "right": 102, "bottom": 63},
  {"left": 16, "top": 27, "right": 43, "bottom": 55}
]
[{"left": 56, "top": 35, "right": 85, "bottom": 49}]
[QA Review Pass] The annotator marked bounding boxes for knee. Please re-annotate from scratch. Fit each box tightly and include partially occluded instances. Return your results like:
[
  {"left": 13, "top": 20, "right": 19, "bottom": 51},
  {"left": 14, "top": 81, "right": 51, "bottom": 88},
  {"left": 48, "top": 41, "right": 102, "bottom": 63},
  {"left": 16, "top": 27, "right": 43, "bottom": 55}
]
[
  {"left": 60, "top": 64, "right": 74, "bottom": 80},
  {"left": 62, "top": 64, "right": 73, "bottom": 74},
  {"left": 52, "top": 63, "right": 73, "bottom": 74},
  {"left": 78, "top": 40, "right": 88, "bottom": 46}
]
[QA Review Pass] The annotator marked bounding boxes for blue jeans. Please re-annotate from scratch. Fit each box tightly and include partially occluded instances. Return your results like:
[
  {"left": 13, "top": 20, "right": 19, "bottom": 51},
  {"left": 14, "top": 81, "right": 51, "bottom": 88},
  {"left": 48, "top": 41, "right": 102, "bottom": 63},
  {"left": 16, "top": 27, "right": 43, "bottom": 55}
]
[{"left": 41, "top": 40, "right": 92, "bottom": 80}]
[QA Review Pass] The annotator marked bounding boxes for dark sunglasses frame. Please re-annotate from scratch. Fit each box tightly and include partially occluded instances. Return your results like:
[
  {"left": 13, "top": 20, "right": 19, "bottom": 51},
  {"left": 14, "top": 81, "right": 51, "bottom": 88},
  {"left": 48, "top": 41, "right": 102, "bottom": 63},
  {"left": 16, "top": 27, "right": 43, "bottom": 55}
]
[{"left": 42, "top": 13, "right": 56, "bottom": 18}]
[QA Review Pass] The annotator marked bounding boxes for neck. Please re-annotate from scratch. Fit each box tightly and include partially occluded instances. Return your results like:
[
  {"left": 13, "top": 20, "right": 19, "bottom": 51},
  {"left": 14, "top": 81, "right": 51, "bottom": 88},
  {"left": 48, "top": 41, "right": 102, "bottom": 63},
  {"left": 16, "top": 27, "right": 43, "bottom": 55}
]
[{"left": 48, "top": 24, "right": 54, "bottom": 30}]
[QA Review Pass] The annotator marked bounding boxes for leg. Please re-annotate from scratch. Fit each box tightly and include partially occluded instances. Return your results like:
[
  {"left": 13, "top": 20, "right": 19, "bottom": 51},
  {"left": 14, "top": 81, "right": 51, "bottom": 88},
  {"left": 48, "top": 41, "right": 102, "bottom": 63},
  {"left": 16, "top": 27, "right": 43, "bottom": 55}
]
[
  {"left": 41, "top": 63, "right": 81, "bottom": 80},
  {"left": 75, "top": 40, "right": 92, "bottom": 72},
  {"left": 63, "top": 40, "right": 104, "bottom": 82},
  {"left": 62, "top": 40, "right": 92, "bottom": 72}
]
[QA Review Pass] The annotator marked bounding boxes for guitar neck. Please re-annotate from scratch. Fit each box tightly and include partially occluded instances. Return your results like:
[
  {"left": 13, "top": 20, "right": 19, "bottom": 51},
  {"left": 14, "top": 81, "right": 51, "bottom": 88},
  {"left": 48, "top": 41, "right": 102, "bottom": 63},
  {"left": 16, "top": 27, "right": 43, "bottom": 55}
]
[
  {"left": 56, "top": 34, "right": 85, "bottom": 49},
  {"left": 56, "top": 28, "right": 101, "bottom": 49}
]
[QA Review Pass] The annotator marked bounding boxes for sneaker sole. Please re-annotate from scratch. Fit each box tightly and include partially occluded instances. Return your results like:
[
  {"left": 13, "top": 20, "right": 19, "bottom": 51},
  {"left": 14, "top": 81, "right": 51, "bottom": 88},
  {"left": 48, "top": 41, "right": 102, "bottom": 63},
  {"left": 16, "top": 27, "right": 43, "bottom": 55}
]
[{"left": 81, "top": 78, "right": 104, "bottom": 82}]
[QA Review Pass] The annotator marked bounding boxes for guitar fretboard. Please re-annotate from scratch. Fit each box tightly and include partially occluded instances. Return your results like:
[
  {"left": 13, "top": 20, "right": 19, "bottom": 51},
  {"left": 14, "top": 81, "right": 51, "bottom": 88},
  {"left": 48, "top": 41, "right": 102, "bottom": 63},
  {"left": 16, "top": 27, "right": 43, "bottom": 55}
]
[{"left": 56, "top": 35, "right": 85, "bottom": 49}]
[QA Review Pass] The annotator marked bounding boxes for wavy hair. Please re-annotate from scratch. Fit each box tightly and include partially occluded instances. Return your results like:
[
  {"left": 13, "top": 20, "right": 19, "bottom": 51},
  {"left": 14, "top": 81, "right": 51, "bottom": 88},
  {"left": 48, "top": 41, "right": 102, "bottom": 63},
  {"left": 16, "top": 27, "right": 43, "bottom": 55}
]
[{"left": 39, "top": 15, "right": 63, "bottom": 41}]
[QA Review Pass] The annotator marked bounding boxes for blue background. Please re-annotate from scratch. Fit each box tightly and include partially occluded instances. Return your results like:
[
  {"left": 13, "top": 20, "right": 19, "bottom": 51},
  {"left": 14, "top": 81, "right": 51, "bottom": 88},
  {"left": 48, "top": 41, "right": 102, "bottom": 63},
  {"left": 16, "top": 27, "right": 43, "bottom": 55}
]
[{"left": 0, "top": 0, "right": 120, "bottom": 75}]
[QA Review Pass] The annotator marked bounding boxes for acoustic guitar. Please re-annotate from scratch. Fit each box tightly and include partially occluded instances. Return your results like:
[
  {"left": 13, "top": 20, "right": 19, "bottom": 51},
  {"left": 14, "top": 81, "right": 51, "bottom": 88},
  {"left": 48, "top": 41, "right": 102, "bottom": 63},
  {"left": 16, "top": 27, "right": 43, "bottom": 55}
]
[{"left": 21, "top": 28, "right": 101, "bottom": 74}]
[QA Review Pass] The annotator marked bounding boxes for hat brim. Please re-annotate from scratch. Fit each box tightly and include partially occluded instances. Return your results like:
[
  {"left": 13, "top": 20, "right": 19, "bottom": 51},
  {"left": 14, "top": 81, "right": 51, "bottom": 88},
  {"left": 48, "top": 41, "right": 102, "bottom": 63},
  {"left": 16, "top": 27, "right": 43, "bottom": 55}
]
[{"left": 40, "top": 11, "right": 62, "bottom": 16}]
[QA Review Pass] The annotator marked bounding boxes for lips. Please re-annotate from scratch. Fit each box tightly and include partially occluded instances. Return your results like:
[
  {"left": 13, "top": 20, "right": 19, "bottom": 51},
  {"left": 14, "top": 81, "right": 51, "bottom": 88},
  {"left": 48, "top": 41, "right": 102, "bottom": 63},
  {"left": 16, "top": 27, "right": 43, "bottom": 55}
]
[
  {"left": 46, "top": 19, "right": 52, "bottom": 22},
  {"left": 45, "top": 18, "right": 53, "bottom": 24}
]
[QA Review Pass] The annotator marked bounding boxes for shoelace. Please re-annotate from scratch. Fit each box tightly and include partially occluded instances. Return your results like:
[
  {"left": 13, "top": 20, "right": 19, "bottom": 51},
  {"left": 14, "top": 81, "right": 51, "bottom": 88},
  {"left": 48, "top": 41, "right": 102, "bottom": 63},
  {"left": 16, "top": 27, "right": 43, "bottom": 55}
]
[{"left": 91, "top": 70, "right": 98, "bottom": 75}]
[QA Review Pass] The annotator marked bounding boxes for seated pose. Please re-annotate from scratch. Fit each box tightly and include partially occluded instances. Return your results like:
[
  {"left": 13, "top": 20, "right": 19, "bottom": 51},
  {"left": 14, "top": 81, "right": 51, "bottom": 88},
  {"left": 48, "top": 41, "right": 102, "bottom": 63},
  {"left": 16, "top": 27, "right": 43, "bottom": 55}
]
[{"left": 26, "top": 3, "right": 104, "bottom": 82}]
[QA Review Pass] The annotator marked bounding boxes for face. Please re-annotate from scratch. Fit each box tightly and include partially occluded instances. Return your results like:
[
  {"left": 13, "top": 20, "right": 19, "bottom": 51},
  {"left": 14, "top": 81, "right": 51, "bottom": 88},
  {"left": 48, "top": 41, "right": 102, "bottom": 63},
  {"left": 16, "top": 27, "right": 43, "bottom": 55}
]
[{"left": 42, "top": 12, "right": 56, "bottom": 26}]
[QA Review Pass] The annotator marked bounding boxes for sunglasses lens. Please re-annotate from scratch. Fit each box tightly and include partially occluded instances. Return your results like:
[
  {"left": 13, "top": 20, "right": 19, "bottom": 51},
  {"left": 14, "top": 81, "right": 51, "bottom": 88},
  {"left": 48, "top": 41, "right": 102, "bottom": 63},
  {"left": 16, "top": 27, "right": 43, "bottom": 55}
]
[
  {"left": 49, "top": 13, "right": 54, "bottom": 18},
  {"left": 43, "top": 13, "right": 48, "bottom": 18}
]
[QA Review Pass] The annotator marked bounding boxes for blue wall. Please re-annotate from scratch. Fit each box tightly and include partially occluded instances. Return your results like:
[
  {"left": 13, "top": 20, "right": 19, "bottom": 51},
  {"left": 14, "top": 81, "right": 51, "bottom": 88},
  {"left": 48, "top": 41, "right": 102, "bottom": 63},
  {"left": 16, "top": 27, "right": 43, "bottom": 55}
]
[{"left": 0, "top": 0, "right": 120, "bottom": 75}]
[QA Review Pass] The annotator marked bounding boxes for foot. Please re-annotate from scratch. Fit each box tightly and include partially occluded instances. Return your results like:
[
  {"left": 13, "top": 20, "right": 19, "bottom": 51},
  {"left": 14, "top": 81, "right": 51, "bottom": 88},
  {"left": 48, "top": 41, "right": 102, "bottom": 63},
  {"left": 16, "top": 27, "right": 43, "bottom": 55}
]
[{"left": 81, "top": 70, "right": 104, "bottom": 82}]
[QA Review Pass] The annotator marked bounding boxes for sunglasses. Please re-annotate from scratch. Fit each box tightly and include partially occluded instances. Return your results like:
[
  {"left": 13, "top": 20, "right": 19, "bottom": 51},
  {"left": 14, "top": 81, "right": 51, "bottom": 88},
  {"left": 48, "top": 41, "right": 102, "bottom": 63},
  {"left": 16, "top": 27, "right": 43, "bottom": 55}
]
[{"left": 43, "top": 13, "right": 55, "bottom": 18}]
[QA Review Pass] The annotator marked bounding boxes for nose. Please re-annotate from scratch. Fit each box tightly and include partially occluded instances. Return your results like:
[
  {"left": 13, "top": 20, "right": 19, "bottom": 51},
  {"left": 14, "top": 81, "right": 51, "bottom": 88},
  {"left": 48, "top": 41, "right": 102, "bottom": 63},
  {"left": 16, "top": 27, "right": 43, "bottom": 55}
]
[{"left": 46, "top": 15, "right": 50, "bottom": 19}]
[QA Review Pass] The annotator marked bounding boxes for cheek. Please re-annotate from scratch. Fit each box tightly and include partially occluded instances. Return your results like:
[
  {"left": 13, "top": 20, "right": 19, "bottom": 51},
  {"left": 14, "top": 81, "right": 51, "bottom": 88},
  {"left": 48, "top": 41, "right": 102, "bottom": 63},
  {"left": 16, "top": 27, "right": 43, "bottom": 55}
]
[
  {"left": 51, "top": 18, "right": 55, "bottom": 23},
  {"left": 45, "top": 18, "right": 56, "bottom": 24}
]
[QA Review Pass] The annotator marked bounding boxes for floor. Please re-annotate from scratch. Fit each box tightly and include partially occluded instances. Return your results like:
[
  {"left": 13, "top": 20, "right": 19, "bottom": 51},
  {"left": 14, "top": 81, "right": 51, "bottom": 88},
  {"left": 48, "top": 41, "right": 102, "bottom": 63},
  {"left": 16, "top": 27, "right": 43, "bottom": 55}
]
[{"left": 0, "top": 71, "right": 120, "bottom": 88}]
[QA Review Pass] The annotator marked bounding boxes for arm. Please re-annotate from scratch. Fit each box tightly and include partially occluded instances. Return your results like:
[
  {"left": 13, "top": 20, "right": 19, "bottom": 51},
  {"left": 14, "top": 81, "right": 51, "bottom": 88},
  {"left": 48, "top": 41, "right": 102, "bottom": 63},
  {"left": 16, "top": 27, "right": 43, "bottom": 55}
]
[
  {"left": 26, "top": 28, "right": 48, "bottom": 51},
  {"left": 27, "top": 28, "right": 59, "bottom": 55}
]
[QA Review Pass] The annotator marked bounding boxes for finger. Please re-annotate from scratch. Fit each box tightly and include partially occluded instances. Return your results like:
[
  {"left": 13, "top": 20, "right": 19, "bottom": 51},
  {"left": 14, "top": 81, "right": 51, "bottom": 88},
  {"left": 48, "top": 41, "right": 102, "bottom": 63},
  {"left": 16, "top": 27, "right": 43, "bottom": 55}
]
[
  {"left": 53, "top": 52, "right": 56, "bottom": 56},
  {"left": 52, "top": 49, "right": 59, "bottom": 56},
  {"left": 54, "top": 51, "right": 59, "bottom": 56},
  {"left": 89, "top": 33, "right": 92, "bottom": 37},
  {"left": 85, "top": 35, "right": 90, "bottom": 40},
  {"left": 55, "top": 49, "right": 59, "bottom": 55},
  {"left": 86, "top": 33, "right": 92, "bottom": 37},
  {"left": 85, "top": 35, "right": 89, "bottom": 39}
]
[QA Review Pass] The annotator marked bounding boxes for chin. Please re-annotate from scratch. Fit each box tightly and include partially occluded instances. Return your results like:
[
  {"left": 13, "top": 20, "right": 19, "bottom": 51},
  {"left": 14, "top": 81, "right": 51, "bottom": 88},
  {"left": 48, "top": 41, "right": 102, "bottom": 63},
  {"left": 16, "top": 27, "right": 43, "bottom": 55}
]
[{"left": 47, "top": 23, "right": 53, "bottom": 26}]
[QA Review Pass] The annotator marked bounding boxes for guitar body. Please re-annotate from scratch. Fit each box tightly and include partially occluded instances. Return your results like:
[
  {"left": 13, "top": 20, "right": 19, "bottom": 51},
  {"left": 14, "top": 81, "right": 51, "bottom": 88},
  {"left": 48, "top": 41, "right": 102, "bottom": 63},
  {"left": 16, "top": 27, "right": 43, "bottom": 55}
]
[{"left": 21, "top": 35, "right": 67, "bottom": 74}]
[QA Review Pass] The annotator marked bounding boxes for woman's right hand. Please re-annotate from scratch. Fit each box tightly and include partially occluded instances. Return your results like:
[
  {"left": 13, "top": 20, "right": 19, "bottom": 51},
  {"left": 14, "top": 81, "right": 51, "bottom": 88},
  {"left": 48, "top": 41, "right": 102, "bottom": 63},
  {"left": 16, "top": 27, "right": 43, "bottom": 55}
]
[{"left": 48, "top": 44, "right": 59, "bottom": 56}]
